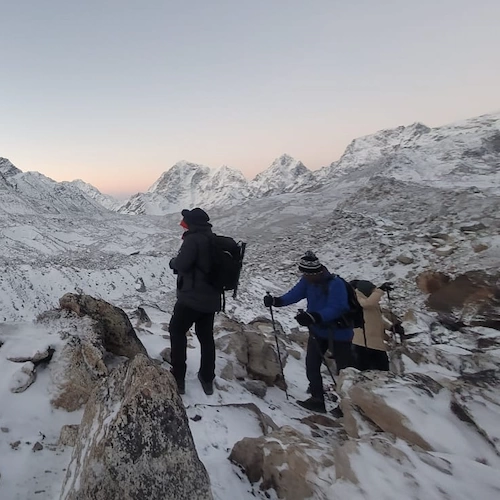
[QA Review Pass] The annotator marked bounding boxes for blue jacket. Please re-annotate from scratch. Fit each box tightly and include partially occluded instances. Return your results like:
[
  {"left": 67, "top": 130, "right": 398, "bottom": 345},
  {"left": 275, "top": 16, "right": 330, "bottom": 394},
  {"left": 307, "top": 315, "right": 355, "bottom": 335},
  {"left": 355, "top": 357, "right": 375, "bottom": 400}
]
[{"left": 277, "top": 274, "right": 354, "bottom": 341}]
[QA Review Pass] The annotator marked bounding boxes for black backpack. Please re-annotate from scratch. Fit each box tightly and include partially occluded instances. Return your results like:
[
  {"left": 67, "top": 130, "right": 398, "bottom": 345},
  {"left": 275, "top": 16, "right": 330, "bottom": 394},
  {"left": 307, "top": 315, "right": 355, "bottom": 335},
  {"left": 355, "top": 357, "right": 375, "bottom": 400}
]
[
  {"left": 206, "top": 235, "right": 246, "bottom": 298},
  {"left": 333, "top": 277, "right": 365, "bottom": 329}
]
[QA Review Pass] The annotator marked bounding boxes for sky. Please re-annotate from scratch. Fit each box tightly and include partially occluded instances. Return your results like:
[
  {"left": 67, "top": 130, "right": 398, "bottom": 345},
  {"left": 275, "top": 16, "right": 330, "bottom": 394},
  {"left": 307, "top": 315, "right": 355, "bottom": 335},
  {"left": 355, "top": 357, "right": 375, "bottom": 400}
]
[{"left": 1, "top": 0, "right": 499, "bottom": 198}]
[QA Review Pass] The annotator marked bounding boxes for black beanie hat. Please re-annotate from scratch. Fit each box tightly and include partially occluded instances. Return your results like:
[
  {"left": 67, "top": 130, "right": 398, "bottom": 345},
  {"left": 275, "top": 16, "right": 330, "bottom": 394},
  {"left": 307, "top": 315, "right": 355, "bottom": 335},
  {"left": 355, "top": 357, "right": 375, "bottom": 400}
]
[
  {"left": 181, "top": 208, "right": 210, "bottom": 226},
  {"left": 298, "top": 251, "right": 323, "bottom": 274}
]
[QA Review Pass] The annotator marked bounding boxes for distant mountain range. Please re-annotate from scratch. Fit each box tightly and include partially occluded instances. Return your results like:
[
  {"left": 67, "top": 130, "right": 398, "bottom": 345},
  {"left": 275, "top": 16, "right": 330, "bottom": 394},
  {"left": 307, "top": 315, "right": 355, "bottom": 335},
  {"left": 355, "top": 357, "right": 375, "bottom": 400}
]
[
  {"left": 118, "top": 154, "right": 319, "bottom": 215},
  {"left": 1, "top": 112, "right": 498, "bottom": 217},
  {"left": 0, "top": 158, "right": 107, "bottom": 216}
]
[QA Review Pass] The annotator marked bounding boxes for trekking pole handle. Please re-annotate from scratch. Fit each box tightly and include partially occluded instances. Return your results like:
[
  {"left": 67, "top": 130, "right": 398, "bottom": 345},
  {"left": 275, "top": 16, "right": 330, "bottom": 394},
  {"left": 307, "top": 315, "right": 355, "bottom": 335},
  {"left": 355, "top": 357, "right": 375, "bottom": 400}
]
[
  {"left": 265, "top": 291, "right": 274, "bottom": 310},
  {"left": 266, "top": 291, "right": 276, "bottom": 327}
]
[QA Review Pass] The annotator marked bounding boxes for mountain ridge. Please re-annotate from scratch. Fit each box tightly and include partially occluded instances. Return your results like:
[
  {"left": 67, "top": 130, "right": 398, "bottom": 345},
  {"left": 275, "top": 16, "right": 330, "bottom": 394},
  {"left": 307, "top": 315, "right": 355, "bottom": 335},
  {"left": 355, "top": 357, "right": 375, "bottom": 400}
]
[{"left": 1, "top": 111, "right": 499, "bottom": 216}]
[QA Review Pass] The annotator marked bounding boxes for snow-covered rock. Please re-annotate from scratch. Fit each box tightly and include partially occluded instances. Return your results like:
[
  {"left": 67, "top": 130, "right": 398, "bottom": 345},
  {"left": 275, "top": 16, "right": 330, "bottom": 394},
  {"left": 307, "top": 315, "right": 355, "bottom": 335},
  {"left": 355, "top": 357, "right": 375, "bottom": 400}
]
[
  {"left": 230, "top": 425, "right": 334, "bottom": 500},
  {"left": 215, "top": 317, "right": 288, "bottom": 388},
  {"left": 60, "top": 354, "right": 212, "bottom": 500},
  {"left": 58, "top": 293, "right": 147, "bottom": 359},
  {"left": 9, "top": 361, "right": 36, "bottom": 393}
]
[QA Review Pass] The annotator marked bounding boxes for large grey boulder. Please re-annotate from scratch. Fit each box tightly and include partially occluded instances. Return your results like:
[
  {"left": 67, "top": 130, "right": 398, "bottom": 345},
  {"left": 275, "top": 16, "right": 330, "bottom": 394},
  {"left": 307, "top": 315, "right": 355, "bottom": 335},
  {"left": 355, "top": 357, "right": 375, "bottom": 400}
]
[
  {"left": 48, "top": 294, "right": 148, "bottom": 411},
  {"left": 50, "top": 331, "right": 109, "bottom": 411},
  {"left": 59, "top": 293, "right": 147, "bottom": 358},
  {"left": 229, "top": 425, "right": 334, "bottom": 500},
  {"left": 337, "top": 368, "right": 500, "bottom": 462},
  {"left": 60, "top": 354, "right": 212, "bottom": 500},
  {"left": 215, "top": 317, "right": 288, "bottom": 388}
]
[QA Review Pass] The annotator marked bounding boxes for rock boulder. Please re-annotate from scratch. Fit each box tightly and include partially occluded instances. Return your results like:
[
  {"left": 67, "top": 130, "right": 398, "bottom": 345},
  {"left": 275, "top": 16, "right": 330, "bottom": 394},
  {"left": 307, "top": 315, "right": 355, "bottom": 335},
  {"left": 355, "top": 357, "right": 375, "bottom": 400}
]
[{"left": 60, "top": 354, "right": 212, "bottom": 500}]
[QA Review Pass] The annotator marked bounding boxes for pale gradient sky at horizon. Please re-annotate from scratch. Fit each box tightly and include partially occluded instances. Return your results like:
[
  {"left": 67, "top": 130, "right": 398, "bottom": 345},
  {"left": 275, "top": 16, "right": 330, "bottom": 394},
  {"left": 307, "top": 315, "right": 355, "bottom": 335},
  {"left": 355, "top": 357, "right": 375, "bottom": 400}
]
[{"left": 1, "top": 0, "right": 499, "bottom": 198}]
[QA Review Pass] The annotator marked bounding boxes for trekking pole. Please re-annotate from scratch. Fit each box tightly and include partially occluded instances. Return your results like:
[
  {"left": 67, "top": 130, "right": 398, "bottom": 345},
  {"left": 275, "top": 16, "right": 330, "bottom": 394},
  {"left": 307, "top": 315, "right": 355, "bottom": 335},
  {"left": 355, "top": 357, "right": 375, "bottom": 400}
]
[
  {"left": 298, "top": 309, "right": 337, "bottom": 388},
  {"left": 384, "top": 289, "right": 396, "bottom": 343},
  {"left": 232, "top": 241, "right": 246, "bottom": 299},
  {"left": 266, "top": 292, "right": 289, "bottom": 400},
  {"left": 385, "top": 288, "right": 404, "bottom": 344}
]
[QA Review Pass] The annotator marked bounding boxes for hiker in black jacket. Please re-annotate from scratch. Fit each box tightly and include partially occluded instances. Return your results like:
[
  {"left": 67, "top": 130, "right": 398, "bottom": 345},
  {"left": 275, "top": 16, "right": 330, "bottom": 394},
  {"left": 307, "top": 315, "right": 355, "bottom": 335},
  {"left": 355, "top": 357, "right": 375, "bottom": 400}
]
[{"left": 168, "top": 208, "right": 221, "bottom": 396}]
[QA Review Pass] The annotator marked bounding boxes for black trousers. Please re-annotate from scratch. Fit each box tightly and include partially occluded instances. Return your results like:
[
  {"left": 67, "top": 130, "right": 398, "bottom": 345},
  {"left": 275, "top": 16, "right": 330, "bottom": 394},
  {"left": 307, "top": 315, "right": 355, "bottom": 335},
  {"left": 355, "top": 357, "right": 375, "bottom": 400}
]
[
  {"left": 306, "top": 335, "right": 355, "bottom": 400},
  {"left": 169, "top": 302, "right": 216, "bottom": 383},
  {"left": 354, "top": 345, "right": 389, "bottom": 371}
]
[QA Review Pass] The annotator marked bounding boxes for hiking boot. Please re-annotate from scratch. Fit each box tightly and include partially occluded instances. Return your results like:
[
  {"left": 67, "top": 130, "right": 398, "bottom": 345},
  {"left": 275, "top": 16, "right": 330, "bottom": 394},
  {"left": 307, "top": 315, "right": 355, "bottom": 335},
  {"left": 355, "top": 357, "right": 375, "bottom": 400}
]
[
  {"left": 197, "top": 372, "right": 214, "bottom": 395},
  {"left": 307, "top": 385, "right": 338, "bottom": 402},
  {"left": 297, "top": 397, "right": 326, "bottom": 413},
  {"left": 175, "top": 379, "right": 185, "bottom": 395}
]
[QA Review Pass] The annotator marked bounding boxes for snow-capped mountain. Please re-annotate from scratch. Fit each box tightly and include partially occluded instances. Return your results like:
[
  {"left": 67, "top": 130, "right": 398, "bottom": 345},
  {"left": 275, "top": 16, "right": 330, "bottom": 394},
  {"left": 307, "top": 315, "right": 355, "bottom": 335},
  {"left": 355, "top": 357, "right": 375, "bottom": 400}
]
[
  {"left": 0, "top": 158, "right": 109, "bottom": 216},
  {"left": 119, "top": 154, "right": 318, "bottom": 216},
  {"left": 119, "top": 161, "right": 250, "bottom": 215},
  {"left": 322, "top": 113, "right": 500, "bottom": 192},
  {"left": 67, "top": 179, "right": 122, "bottom": 211},
  {"left": 249, "top": 153, "right": 318, "bottom": 197},
  {"left": 115, "top": 112, "right": 499, "bottom": 216}
]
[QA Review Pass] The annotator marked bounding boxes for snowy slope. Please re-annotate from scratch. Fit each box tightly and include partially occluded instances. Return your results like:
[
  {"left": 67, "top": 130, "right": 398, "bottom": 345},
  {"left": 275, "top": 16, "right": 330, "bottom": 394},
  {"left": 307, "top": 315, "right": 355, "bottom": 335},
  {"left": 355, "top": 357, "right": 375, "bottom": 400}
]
[
  {"left": 322, "top": 112, "right": 500, "bottom": 193},
  {"left": 0, "top": 158, "right": 109, "bottom": 216},
  {"left": 0, "top": 157, "right": 22, "bottom": 177},
  {"left": 0, "top": 110, "right": 499, "bottom": 500},
  {"left": 1, "top": 305, "right": 500, "bottom": 499},
  {"left": 67, "top": 179, "right": 122, "bottom": 211}
]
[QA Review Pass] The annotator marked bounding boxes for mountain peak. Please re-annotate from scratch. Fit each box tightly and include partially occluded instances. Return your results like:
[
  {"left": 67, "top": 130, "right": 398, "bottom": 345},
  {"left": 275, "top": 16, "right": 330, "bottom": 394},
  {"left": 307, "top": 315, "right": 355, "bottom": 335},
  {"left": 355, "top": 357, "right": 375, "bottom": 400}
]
[
  {"left": 406, "top": 122, "right": 431, "bottom": 133},
  {"left": 250, "top": 154, "right": 315, "bottom": 196},
  {"left": 120, "top": 160, "right": 249, "bottom": 215},
  {"left": 148, "top": 161, "right": 211, "bottom": 194},
  {"left": 0, "top": 157, "right": 22, "bottom": 177},
  {"left": 170, "top": 160, "right": 208, "bottom": 171},
  {"left": 270, "top": 154, "right": 302, "bottom": 170}
]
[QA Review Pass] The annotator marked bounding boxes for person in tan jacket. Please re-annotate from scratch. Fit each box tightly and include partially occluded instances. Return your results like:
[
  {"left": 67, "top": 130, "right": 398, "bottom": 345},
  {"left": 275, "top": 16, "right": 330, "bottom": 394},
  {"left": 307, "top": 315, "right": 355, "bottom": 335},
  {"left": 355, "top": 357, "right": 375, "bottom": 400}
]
[{"left": 350, "top": 280, "right": 402, "bottom": 371}]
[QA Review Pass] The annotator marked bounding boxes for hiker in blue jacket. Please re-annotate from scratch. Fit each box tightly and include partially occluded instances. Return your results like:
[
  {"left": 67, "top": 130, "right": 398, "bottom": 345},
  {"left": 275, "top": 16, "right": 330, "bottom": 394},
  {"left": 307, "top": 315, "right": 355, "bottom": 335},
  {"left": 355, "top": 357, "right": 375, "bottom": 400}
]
[{"left": 264, "top": 251, "right": 355, "bottom": 413}]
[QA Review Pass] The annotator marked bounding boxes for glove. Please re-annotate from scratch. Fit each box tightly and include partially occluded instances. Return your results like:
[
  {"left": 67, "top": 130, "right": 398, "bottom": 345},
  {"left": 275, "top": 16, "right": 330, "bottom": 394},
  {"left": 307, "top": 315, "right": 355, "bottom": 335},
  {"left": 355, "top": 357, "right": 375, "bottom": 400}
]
[
  {"left": 379, "top": 282, "right": 394, "bottom": 292},
  {"left": 263, "top": 295, "right": 283, "bottom": 307},
  {"left": 295, "top": 311, "right": 322, "bottom": 327},
  {"left": 263, "top": 295, "right": 274, "bottom": 307}
]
